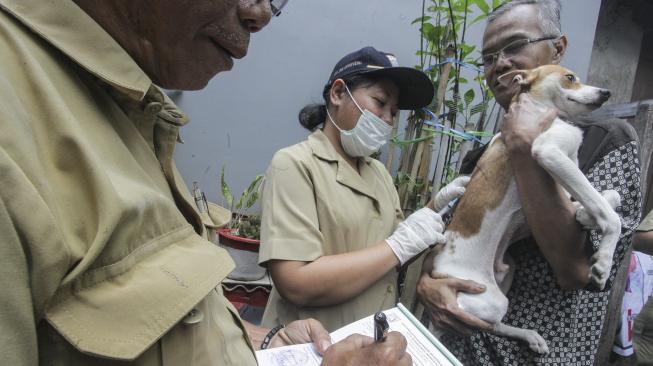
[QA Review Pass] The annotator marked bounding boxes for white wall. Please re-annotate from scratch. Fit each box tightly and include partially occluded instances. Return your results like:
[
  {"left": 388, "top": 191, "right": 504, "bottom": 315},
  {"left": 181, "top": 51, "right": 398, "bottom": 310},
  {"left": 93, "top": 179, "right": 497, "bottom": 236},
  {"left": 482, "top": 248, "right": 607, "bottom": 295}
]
[{"left": 174, "top": 0, "right": 603, "bottom": 208}]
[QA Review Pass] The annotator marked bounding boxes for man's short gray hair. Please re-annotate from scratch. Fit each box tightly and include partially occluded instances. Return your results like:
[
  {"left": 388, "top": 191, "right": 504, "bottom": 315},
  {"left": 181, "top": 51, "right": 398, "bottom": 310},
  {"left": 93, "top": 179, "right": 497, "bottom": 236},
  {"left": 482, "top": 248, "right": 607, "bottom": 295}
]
[{"left": 488, "top": 0, "right": 562, "bottom": 37}]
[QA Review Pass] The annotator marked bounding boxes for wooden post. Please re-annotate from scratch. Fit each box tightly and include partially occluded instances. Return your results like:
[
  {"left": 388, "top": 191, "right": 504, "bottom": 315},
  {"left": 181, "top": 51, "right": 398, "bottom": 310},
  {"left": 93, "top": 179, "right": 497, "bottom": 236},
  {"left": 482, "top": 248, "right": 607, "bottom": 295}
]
[
  {"left": 385, "top": 113, "right": 402, "bottom": 173},
  {"left": 430, "top": 45, "right": 457, "bottom": 196},
  {"left": 455, "top": 120, "right": 478, "bottom": 172},
  {"left": 630, "top": 102, "right": 653, "bottom": 210}
]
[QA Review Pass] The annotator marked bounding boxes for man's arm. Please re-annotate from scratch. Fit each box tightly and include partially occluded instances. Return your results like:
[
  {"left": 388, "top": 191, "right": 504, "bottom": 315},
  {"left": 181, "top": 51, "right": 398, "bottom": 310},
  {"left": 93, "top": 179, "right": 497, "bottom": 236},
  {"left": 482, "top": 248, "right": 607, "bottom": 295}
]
[
  {"left": 502, "top": 95, "right": 592, "bottom": 290},
  {"left": 634, "top": 231, "right": 653, "bottom": 256}
]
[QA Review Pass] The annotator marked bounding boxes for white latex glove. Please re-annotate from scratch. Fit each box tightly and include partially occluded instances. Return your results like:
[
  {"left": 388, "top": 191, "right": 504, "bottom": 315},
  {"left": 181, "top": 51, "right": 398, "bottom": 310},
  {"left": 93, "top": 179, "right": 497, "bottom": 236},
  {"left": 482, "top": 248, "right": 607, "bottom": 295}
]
[
  {"left": 386, "top": 207, "right": 446, "bottom": 265},
  {"left": 432, "top": 176, "right": 471, "bottom": 212}
]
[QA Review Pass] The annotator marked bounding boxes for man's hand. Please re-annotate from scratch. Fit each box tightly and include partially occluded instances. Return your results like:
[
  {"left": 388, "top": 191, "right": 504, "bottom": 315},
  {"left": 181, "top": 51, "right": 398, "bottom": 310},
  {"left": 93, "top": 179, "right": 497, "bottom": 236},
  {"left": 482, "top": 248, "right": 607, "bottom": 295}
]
[
  {"left": 321, "top": 333, "right": 412, "bottom": 366},
  {"left": 269, "top": 318, "right": 332, "bottom": 354},
  {"left": 502, "top": 93, "right": 557, "bottom": 154},
  {"left": 417, "top": 272, "right": 492, "bottom": 336}
]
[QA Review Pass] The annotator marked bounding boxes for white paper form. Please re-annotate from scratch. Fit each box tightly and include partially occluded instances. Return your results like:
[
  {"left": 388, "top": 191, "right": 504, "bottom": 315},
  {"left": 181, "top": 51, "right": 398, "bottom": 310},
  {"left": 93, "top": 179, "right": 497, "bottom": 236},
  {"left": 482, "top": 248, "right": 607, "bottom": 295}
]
[{"left": 255, "top": 304, "right": 462, "bottom": 366}]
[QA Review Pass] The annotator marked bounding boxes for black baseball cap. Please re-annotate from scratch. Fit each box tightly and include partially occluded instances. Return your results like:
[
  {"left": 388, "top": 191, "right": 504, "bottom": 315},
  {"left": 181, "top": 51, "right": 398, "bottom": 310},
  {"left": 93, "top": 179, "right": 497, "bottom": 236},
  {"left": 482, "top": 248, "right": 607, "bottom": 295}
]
[{"left": 324, "top": 46, "right": 434, "bottom": 110}]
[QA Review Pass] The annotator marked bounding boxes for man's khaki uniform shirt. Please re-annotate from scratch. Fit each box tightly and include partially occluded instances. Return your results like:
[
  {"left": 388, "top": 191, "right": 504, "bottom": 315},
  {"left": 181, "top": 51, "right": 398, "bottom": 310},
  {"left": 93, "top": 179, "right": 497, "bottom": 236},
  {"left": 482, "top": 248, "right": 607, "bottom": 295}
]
[
  {"left": 0, "top": 1, "right": 256, "bottom": 364},
  {"left": 259, "top": 130, "right": 420, "bottom": 331}
]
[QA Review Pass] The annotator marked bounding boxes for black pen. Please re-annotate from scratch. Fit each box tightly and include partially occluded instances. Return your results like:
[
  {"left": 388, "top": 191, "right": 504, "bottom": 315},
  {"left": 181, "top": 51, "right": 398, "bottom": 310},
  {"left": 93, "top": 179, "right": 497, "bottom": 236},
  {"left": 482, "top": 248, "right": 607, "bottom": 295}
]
[{"left": 374, "top": 311, "right": 389, "bottom": 342}]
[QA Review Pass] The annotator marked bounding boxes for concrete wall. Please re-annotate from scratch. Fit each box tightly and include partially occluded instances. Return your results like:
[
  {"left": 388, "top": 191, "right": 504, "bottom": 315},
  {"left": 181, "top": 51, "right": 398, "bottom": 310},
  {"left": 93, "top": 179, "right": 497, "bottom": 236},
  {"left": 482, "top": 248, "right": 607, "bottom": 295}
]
[{"left": 174, "top": 0, "right": 603, "bottom": 209}]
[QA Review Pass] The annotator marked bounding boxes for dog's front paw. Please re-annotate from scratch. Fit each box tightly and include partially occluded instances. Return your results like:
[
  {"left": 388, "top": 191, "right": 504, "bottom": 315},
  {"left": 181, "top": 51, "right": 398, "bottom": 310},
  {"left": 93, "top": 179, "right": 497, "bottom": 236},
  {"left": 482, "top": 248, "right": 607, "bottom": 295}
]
[
  {"left": 574, "top": 190, "right": 621, "bottom": 230},
  {"left": 602, "top": 190, "right": 621, "bottom": 209},
  {"left": 574, "top": 203, "right": 596, "bottom": 229},
  {"left": 524, "top": 330, "right": 549, "bottom": 355},
  {"left": 590, "top": 252, "right": 613, "bottom": 289}
]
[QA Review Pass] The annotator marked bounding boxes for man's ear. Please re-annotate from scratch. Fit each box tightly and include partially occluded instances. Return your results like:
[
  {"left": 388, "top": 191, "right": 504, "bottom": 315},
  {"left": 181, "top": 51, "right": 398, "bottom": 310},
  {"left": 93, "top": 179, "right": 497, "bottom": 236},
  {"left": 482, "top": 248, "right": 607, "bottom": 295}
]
[
  {"left": 329, "top": 79, "right": 347, "bottom": 107},
  {"left": 551, "top": 35, "right": 568, "bottom": 64}
]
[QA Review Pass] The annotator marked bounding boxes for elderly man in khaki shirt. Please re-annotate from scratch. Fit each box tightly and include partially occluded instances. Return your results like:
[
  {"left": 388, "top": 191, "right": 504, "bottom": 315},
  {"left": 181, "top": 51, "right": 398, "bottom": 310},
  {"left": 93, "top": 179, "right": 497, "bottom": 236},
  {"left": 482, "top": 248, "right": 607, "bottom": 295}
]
[{"left": 0, "top": 0, "right": 412, "bottom": 365}]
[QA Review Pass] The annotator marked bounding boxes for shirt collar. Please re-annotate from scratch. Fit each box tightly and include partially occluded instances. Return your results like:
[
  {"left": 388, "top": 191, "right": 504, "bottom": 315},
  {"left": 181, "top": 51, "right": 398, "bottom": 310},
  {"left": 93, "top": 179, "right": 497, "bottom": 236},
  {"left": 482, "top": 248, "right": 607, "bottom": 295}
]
[
  {"left": 0, "top": 0, "right": 152, "bottom": 101},
  {"left": 307, "top": 130, "right": 379, "bottom": 203},
  {"left": 307, "top": 129, "right": 372, "bottom": 164}
]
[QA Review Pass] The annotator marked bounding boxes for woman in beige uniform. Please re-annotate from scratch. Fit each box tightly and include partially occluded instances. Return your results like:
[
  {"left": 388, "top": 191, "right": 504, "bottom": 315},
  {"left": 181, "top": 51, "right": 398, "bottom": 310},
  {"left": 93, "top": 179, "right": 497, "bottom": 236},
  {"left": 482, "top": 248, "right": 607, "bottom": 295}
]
[{"left": 258, "top": 47, "right": 468, "bottom": 331}]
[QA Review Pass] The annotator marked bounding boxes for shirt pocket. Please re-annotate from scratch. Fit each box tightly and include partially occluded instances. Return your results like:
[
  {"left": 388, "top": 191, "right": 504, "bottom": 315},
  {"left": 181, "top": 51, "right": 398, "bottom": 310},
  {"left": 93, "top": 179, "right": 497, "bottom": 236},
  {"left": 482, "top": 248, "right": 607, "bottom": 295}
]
[{"left": 44, "top": 227, "right": 235, "bottom": 361}]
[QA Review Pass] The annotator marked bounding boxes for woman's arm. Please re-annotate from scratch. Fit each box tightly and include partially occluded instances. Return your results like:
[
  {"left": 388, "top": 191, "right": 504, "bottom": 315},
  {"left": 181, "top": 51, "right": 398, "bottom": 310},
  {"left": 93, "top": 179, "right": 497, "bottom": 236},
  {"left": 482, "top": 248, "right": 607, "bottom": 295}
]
[
  {"left": 268, "top": 241, "right": 399, "bottom": 306},
  {"left": 267, "top": 176, "right": 469, "bottom": 307}
]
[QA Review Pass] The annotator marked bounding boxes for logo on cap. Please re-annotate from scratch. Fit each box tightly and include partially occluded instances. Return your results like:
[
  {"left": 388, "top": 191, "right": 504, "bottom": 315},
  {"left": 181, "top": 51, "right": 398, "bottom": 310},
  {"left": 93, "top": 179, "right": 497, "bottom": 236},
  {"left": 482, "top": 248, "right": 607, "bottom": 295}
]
[{"left": 386, "top": 54, "right": 399, "bottom": 67}]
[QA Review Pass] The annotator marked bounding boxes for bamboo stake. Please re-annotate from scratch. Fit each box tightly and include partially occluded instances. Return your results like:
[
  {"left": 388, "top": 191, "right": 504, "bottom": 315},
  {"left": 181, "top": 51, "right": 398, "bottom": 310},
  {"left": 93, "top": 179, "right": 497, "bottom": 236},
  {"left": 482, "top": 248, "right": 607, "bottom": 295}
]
[
  {"left": 429, "top": 45, "right": 456, "bottom": 196},
  {"left": 385, "top": 113, "right": 401, "bottom": 172}
]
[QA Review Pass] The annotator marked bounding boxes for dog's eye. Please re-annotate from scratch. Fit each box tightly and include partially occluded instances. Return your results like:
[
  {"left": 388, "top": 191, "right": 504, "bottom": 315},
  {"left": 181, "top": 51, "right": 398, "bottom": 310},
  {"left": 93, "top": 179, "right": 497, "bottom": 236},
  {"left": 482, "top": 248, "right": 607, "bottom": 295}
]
[{"left": 565, "top": 74, "right": 576, "bottom": 83}]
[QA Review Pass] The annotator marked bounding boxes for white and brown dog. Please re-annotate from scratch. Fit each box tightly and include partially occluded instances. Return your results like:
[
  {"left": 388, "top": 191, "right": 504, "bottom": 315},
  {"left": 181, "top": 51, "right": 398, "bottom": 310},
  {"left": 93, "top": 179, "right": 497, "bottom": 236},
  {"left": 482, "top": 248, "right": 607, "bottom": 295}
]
[{"left": 431, "top": 65, "right": 620, "bottom": 354}]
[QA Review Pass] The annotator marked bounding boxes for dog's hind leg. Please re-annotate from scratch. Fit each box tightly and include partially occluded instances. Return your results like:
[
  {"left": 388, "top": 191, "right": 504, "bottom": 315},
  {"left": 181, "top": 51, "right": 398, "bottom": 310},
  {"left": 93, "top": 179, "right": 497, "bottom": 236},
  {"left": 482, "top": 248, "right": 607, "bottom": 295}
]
[
  {"left": 492, "top": 323, "right": 549, "bottom": 354},
  {"left": 531, "top": 122, "right": 621, "bottom": 289}
]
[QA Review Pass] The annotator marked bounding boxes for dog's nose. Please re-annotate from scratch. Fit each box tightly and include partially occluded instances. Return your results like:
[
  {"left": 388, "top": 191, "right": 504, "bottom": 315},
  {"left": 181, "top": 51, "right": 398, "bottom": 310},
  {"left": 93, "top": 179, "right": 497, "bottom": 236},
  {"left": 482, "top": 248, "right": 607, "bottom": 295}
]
[{"left": 599, "top": 89, "right": 611, "bottom": 101}]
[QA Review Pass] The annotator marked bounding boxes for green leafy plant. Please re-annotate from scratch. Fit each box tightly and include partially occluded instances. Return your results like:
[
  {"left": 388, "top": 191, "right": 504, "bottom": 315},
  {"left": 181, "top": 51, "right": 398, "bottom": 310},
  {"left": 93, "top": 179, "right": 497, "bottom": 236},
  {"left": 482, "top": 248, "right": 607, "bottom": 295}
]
[
  {"left": 220, "top": 166, "right": 264, "bottom": 240},
  {"left": 388, "top": 0, "right": 507, "bottom": 213}
]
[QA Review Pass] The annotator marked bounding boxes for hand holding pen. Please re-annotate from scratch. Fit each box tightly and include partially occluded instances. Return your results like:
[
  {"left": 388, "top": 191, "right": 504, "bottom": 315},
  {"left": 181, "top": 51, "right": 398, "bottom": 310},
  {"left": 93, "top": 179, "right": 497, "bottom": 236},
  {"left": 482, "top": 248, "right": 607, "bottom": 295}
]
[
  {"left": 322, "top": 331, "right": 412, "bottom": 366},
  {"left": 374, "top": 311, "right": 389, "bottom": 342}
]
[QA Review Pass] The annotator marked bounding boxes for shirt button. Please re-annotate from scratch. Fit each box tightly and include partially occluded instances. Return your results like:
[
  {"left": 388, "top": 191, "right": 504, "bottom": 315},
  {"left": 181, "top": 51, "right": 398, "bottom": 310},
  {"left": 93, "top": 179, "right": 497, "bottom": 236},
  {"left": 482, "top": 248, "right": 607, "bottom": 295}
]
[
  {"left": 182, "top": 308, "right": 204, "bottom": 325},
  {"left": 145, "top": 101, "right": 163, "bottom": 114},
  {"left": 387, "top": 284, "right": 394, "bottom": 293}
]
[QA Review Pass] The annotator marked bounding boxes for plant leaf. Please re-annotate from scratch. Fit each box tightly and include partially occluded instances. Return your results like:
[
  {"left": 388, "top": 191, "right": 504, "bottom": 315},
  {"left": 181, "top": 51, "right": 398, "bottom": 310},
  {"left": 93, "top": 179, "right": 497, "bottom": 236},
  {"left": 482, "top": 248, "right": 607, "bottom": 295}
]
[
  {"left": 493, "top": 0, "right": 503, "bottom": 10},
  {"left": 220, "top": 165, "right": 233, "bottom": 209},
  {"left": 470, "top": 101, "right": 487, "bottom": 115},
  {"left": 464, "top": 89, "right": 475, "bottom": 106},
  {"left": 235, "top": 192, "right": 246, "bottom": 210},
  {"left": 459, "top": 44, "right": 476, "bottom": 59},
  {"left": 412, "top": 15, "right": 432, "bottom": 25},
  {"left": 245, "top": 191, "right": 260, "bottom": 210},
  {"left": 469, "top": 13, "right": 488, "bottom": 26},
  {"left": 471, "top": 0, "right": 490, "bottom": 15},
  {"left": 244, "top": 175, "right": 264, "bottom": 197},
  {"left": 244, "top": 175, "right": 264, "bottom": 209}
]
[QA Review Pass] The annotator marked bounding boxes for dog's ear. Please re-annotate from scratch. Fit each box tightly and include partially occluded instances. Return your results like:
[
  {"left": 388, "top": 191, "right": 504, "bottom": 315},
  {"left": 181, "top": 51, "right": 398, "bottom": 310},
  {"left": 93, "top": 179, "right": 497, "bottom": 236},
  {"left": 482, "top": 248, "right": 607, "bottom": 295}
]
[{"left": 497, "top": 70, "right": 533, "bottom": 88}]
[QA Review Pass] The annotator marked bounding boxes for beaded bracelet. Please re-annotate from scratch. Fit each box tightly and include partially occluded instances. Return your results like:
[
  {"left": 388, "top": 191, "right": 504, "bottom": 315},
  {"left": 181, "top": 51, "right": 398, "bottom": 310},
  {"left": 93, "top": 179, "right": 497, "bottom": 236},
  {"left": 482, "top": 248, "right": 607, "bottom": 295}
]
[{"left": 260, "top": 324, "right": 285, "bottom": 350}]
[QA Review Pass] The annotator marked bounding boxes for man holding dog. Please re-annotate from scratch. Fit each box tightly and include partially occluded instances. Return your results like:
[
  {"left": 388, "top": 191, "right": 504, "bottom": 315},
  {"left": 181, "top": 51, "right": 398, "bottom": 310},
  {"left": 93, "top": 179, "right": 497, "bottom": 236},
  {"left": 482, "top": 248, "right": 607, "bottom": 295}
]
[
  {"left": 0, "top": 0, "right": 412, "bottom": 365},
  {"left": 418, "top": 0, "right": 642, "bottom": 364}
]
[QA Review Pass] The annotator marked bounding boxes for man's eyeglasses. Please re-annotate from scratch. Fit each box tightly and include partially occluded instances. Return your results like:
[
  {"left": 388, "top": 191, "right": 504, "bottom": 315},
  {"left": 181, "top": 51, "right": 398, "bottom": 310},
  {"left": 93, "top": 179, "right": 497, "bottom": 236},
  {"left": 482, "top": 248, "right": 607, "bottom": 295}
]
[
  {"left": 270, "top": 0, "right": 288, "bottom": 17},
  {"left": 479, "top": 36, "right": 558, "bottom": 68}
]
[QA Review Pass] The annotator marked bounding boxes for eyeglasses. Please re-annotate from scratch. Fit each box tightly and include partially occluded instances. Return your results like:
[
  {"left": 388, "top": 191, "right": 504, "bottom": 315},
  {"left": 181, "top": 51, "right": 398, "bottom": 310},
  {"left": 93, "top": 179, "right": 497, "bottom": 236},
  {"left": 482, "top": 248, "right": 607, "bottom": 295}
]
[
  {"left": 270, "top": 0, "right": 288, "bottom": 17},
  {"left": 479, "top": 36, "right": 558, "bottom": 68}
]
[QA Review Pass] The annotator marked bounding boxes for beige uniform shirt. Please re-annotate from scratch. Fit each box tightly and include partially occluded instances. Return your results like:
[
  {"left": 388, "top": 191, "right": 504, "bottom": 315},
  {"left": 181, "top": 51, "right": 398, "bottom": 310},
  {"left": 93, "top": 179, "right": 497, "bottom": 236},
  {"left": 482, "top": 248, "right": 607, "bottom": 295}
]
[
  {"left": 259, "top": 130, "right": 420, "bottom": 331},
  {"left": 0, "top": 1, "right": 256, "bottom": 365}
]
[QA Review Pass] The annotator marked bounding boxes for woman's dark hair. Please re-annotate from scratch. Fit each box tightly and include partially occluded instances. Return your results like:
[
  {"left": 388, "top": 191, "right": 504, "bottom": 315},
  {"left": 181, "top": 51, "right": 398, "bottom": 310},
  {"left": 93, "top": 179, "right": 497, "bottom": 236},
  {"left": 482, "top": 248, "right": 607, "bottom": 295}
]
[{"left": 298, "top": 74, "right": 383, "bottom": 131}]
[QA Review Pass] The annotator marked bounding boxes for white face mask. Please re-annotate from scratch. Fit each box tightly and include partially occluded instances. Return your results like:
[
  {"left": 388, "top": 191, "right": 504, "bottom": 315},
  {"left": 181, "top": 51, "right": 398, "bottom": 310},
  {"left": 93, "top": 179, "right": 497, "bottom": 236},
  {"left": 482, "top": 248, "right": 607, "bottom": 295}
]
[{"left": 326, "top": 85, "right": 393, "bottom": 157}]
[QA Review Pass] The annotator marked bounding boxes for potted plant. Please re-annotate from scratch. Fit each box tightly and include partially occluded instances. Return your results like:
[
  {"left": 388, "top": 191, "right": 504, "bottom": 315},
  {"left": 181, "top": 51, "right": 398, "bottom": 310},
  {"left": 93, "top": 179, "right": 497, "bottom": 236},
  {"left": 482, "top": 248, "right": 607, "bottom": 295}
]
[{"left": 218, "top": 166, "right": 267, "bottom": 281}]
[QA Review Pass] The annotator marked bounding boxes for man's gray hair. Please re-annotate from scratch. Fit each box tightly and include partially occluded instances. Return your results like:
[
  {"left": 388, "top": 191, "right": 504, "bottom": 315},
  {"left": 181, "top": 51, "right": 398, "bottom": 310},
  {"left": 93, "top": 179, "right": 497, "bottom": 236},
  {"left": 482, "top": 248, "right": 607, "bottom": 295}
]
[{"left": 488, "top": 0, "right": 562, "bottom": 37}]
